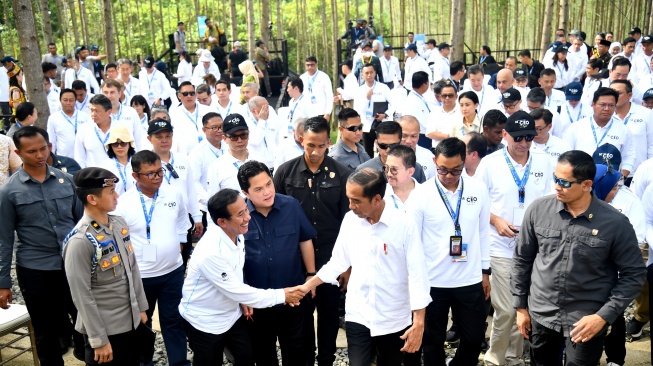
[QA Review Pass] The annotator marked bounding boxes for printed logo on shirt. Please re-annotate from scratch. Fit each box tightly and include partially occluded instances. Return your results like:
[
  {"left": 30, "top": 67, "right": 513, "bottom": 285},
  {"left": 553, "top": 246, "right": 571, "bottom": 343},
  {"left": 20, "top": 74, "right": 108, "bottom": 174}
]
[
  {"left": 464, "top": 196, "right": 478, "bottom": 204},
  {"left": 632, "top": 118, "right": 644, "bottom": 123},
  {"left": 609, "top": 135, "right": 620, "bottom": 140},
  {"left": 221, "top": 272, "right": 229, "bottom": 281},
  {"left": 164, "top": 201, "right": 177, "bottom": 209}
]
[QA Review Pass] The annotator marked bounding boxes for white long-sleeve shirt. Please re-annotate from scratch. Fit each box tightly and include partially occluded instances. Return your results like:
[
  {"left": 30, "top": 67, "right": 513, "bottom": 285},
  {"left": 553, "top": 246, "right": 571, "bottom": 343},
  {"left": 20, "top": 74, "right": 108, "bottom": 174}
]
[
  {"left": 175, "top": 60, "right": 193, "bottom": 84},
  {"left": 179, "top": 226, "right": 285, "bottom": 335},
  {"left": 121, "top": 76, "right": 139, "bottom": 107},
  {"left": 138, "top": 69, "right": 171, "bottom": 107},
  {"left": 207, "top": 151, "right": 258, "bottom": 197},
  {"left": 631, "top": 157, "right": 653, "bottom": 198},
  {"left": 401, "top": 91, "right": 432, "bottom": 134},
  {"left": 111, "top": 104, "right": 147, "bottom": 151},
  {"left": 242, "top": 109, "right": 278, "bottom": 168},
  {"left": 530, "top": 134, "right": 571, "bottom": 170},
  {"left": 274, "top": 137, "right": 304, "bottom": 172},
  {"left": 614, "top": 103, "right": 653, "bottom": 176},
  {"left": 640, "top": 184, "right": 653, "bottom": 266},
  {"left": 610, "top": 187, "right": 647, "bottom": 245},
  {"left": 47, "top": 109, "right": 90, "bottom": 158},
  {"left": 338, "top": 73, "right": 359, "bottom": 102},
  {"left": 160, "top": 152, "right": 201, "bottom": 222},
  {"left": 99, "top": 157, "right": 135, "bottom": 195},
  {"left": 188, "top": 141, "right": 227, "bottom": 212},
  {"left": 404, "top": 56, "right": 432, "bottom": 91},
  {"left": 300, "top": 70, "right": 333, "bottom": 115},
  {"left": 557, "top": 102, "right": 592, "bottom": 135},
  {"left": 191, "top": 63, "right": 221, "bottom": 86},
  {"left": 462, "top": 85, "right": 501, "bottom": 118},
  {"left": 630, "top": 53, "right": 653, "bottom": 85},
  {"left": 64, "top": 66, "right": 100, "bottom": 94},
  {"left": 543, "top": 59, "right": 576, "bottom": 88},
  {"left": 316, "top": 208, "right": 431, "bottom": 336},
  {"left": 353, "top": 82, "right": 394, "bottom": 133},
  {"left": 407, "top": 176, "right": 491, "bottom": 288},
  {"left": 426, "top": 105, "right": 462, "bottom": 147},
  {"left": 380, "top": 56, "right": 402, "bottom": 84},
  {"left": 169, "top": 103, "right": 212, "bottom": 156}
]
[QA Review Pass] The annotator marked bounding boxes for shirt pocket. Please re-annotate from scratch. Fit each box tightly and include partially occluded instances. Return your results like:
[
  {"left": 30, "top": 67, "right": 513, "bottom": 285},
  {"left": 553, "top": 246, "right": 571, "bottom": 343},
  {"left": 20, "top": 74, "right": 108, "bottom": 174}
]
[
  {"left": 51, "top": 187, "right": 76, "bottom": 221},
  {"left": 317, "top": 178, "right": 342, "bottom": 202},
  {"left": 274, "top": 225, "right": 297, "bottom": 253},
  {"left": 284, "top": 178, "right": 306, "bottom": 200},
  {"left": 244, "top": 229, "right": 262, "bottom": 256},
  {"left": 534, "top": 226, "right": 562, "bottom": 257},
  {"left": 576, "top": 234, "right": 610, "bottom": 262},
  {"left": 13, "top": 193, "right": 48, "bottom": 220}
]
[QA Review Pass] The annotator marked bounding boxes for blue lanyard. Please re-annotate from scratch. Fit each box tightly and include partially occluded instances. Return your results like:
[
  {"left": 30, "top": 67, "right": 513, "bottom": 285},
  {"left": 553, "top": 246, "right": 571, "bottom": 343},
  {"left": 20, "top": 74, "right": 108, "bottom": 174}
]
[
  {"left": 94, "top": 126, "right": 110, "bottom": 149},
  {"left": 555, "top": 62, "right": 565, "bottom": 77},
  {"left": 62, "top": 111, "right": 78, "bottom": 133},
  {"left": 441, "top": 56, "right": 450, "bottom": 66},
  {"left": 390, "top": 194, "right": 399, "bottom": 209},
  {"left": 15, "top": 121, "right": 22, "bottom": 128},
  {"left": 546, "top": 95, "right": 552, "bottom": 107},
  {"left": 125, "top": 81, "right": 133, "bottom": 98},
  {"left": 136, "top": 186, "right": 158, "bottom": 242},
  {"left": 367, "top": 81, "right": 377, "bottom": 109},
  {"left": 460, "top": 115, "right": 479, "bottom": 136},
  {"left": 623, "top": 112, "right": 633, "bottom": 125},
  {"left": 184, "top": 104, "right": 203, "bottom": 142},
  {"left": 220, "top": 101, "right": 232, "bottom": 117},
  {"left": 503, "top": 148, "right": 531, "bottom": 204},
  {"left": 209, "top": 145, "right": 222, "bottom": 159},
  {"left": 233, "top": 161, "right": 243, "bottom": 170},
  {"left": 384, "top": 58, "right": 392, "bottom": 76},
  {"left": 112, "top": 104, "right": 123, "bottom": 121},
  {"left": 307, "top": 73, "right": 318, "bottom": 93},
  {"left": 449, "top": 78, "right": 458, "bottom": 92},
  {"left": 140, "top": 115, "right": 147, "bottom": 126},
  {"left": 164, "top": 154, "right": 175, "bottom": 184},
  {"left": 565, "top": 104, "right": 582, "bottom": 122},
  {"left": 147, "top": 70, "right": 157, "bottom": 88},
  {"left": 435, "top": 178, "right": 464, "bottom": 235},
  {"left": 590, "top": 116, "right": 614, "bottom": 147},
  {"left": 289, "top": 95, "right": 304, "bottom": 121},
  {"left": 76, "top": 95, "right": 88, "bottom": 111},
  {"left": 480, "top": 55, "right": 487, "bottom": 64},
  {"left": 645, "top": 56, "right": 652, "bottom": 73},
  {"left": 412, "top": 91, "right": 431, "bottom": 113},
  {"left": 478, "top": 86, "right": 485, "bottom": 110},
  {"left": 114, "top": 158, "right": 129, "bottom": 191}
]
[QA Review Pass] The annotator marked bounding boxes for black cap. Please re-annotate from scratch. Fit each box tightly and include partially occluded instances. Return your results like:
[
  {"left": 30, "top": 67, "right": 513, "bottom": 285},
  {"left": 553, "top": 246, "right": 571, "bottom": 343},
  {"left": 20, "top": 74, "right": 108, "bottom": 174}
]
[
  {"left": 1, "top": 56, "right": 18, "bottom": 64},
  {"left": 178, "top": 21, "right": 184, "bottom": 25},
  {"left": 642, "top": 35, "right": 653, "bottom": 44},
  {"left": 74, "top": 167, "right": 119, "bottom": 189},
  {"left": 90, "top": 44, "right": 99, "bottom": 51},
  {"left": 405, "top": 43, "right": 418, "bottom": 52},
  {"left": 643, "top": 88, "right": 653, "bottom": 100},
  {"left": 629, "top": 27, "right": 642, "bottom": 35},
  {"left": 513, "top": 69, "right": 527, "bottom": 79},
  {"left": 147, "top": 118, "right": 174, "bottom": 135},
  {"left": 501, "top": 88, "right": 522, "bottom": 102},
  {"left": 143, "top": 56, "right": 155, "bottom": 68},
  {"left": 361, "top": 41, "right": 372, "bottom": 49},
  {"left": 75, "top": 45, "right": 86, "bottom": 54},
  {"left": 555, "top": 45, "right": 569, "bottom": 53},
  {"left": 505, "top": 111, "right": 536, "bottom": 137},
  {"left": 383, "top": 44, "right": 392, "bottom": 50},
  {"left": 223, "top": 113, "right": 249, "bottom": 135},
  {"left": 599, "top": 39, "right": 611, "bottom": 47}
]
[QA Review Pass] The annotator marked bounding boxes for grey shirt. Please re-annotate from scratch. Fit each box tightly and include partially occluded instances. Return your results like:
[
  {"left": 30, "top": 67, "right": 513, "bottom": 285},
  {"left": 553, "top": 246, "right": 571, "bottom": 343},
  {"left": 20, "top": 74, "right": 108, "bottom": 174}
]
[
  {"left": 174, "top": 29, "right": 187, "bottom": 52},
  {"left": 357, "top": 155, "right": 427, "bottom": 183},
  {"left": 328, "top": 140, "right": 371, "bottom": 170},
  {"left": 511, "top": 194, "right": 646, "bottom": 335},
  {"left": 0, "top": 166, "right": 84, "bottom": 288},
  {"left": 63, "top": 213, "right": 148, "bottom": 348}
]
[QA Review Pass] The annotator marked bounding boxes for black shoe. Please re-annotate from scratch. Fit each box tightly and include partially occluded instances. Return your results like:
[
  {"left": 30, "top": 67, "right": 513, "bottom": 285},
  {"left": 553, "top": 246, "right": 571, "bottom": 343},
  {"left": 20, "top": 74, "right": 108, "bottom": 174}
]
[
  {"left": 59, "top": 336, "right": 72, "bottom": 355},
  {"left": 446, "top": 325, "right": 459, "bottom": 343},
  {"left": 73, "top": 347, "right": 85, "bottom": 362},
  {"left": 626, "top": 318, "right": 647, "bottom": 338}
]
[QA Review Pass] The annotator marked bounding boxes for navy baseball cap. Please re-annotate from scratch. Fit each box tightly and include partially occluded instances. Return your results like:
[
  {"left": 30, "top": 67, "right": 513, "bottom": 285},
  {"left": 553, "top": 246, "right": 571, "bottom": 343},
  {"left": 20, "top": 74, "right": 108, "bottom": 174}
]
[
  {"left": 593, "top": 143, "right": 622, "bottom": 169},
  {"left": 148, "top": 118, "right": 174, "bottom": 135},
  {"left": 513, "top": 69, "right": 527, "bottom": 79},
  {"left": 629, "top": 27, "right": 642, "bottom": 35},
  {"left": 565, "top": 82, "right": 583, "bottom": 101},
  {"left": 1, "top": 56, "right": 18, "bottom": 64},
  {"left": 643, "top": 88, "right": 653, "bottom": 100},
  {"left": 405, "top": 43, "right": 417, "bottom": 52}
]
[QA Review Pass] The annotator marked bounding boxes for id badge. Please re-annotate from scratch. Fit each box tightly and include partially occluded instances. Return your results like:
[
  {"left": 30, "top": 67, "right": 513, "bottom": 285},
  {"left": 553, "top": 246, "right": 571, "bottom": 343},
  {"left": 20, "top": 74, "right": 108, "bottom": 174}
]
[
  {"left": 450, "top": 236, "right": 462, "bottom": 256},
  {"left": 452, "top": 244, "right": 468, "bottom": 262},
  {"left": 311, "top": 95, "right": 317, "bottom": 104},
  {"left": 365, "top": 109, "right": 374, "bottom": 123},
  {"left": 148, "top": 91, "right": 154, "bottom": 99},
  {"left": 513, "top": 207, "right": 526, "bottom": 228},
  {"left": 143, "top": 245, "right": 156, "bottom": 262}
]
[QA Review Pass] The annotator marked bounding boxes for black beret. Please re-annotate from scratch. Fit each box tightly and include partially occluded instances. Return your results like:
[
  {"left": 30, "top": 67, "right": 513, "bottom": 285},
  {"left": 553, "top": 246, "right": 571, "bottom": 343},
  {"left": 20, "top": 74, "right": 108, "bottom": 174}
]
[{"left": 74, "top": 167, "right": 119, "bottom": 189}]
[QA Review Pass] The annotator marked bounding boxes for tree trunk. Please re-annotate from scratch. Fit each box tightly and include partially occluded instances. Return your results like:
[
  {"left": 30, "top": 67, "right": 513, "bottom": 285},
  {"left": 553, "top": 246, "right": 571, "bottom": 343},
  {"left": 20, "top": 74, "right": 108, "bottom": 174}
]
[
  {"left": 38, "top": 0, "right": 53, "bottom": 46},
  {"left": 78, "top": 0, "right": 90, "bottom": 46},
  {"left": 449, "top": 0, "right": 465, "bottom": 61},
  {"left": 331, "top": 0, "right": 338, "bottom": 89},
  {"left": 367, "top": 0, "right": 373, "bottom": 21},
  {"left": 649, "top": 0, "right": 653, "bottom": 34},
  {"left": 116, "top": 1, "right": 124, "bottom": 57},
  {"left": 261, "top": 0, "right": 270, "bottom": 43},
  {"left": 399, "top": 0, "right": 405, "bottom": 45},
  {"left": 321, "top": 0, "right": 329, "bottom": 75},
  {"left": 158, "top": 0, "right": 165, "bottom": 53},
  {"left": 230, "top": 0, "right": 238, "bottom": 41},
  {"left": 193, "top": 0, "right": 200, "bottom": 20},
  {"left": 68, "top": 0, "right": 80, "bottom": 48},
  {"left": 540, "top": 0, "right": 555, "bottom": 62},
  {"left": 12, "top": 0, "right": 50, "bottom": 127},
  {"left": 276, "top": 0, "right": 282, "bottom": 40},
  {"left": 102, "top": 0, "right": 116, "bottom": 62},
  {"left": 246, "top": 0, "right": 255, "bottom": 57},
  {"left": 148, "top": 0, "right": 157, "bottom": 54}
]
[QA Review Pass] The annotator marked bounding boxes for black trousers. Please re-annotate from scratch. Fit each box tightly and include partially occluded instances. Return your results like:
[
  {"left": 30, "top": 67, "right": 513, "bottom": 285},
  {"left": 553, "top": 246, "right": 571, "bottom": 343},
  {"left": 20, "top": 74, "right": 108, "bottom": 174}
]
[
  {"left": 83, "top": 330, "right": 139, "bottom": 366},
  {"left": 184, "top": 317, "right": 253, "bottom": 366},
  {"left": 345, "top": 321, "right": 407, "bottom": 366},
  {"left": 603, "top": 312, "right": 626, "bottom": 365},
  {"left": 362, "top": 131, "right": 376, "bottom": 158},
  {"left": 16, "top": 266, "right": 84, "bottom": 366},
  {"left": 0, "top": 101, "right": 10, "bottom": 131},
  {"left": 383, "top": 81, "right": 394, "bottom": 89},
  {"left": 647, "top": 263, "right": 653, "bottom": 365},
  {"left": 248, "top": 301, "right": 305, "bottom": 366},
  {"left": 423, "top": 283, "right": 486, "bottom": 366},
  {"left": 183, "top": 214, "right": 195, "bottom": 268},
  {"left": 529, "top": 318, "right": 606, "bottom": 366},
  {"left": 303, "top": 283, "right": 340, "bottom": 366}
]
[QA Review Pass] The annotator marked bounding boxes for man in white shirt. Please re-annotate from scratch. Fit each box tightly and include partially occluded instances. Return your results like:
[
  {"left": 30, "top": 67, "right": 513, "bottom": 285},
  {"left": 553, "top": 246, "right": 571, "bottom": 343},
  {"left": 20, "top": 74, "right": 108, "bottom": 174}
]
[
  {"left": 169, "top": 81, "right": 211, "bottom": 155},
  {"left": 44, "top": 77, "right": 62, "bottom": 114},
  {"left": 642, "top": 87, "right": 653, "bottom": 109},
  {"left": 530, "top": 108, "right": 571, "bottom": 169},
  {"left": 539, "top": 69, "right": 566, "bottom": 108},
  {"left": 299, "top": 168, "right": 431, "bottom": 366},
  {"left": 0, "top": 59, "right": 10, "bottom": 131},
  {"left": 353, "top": 64, "right": 393, "bottom": 156},
  {"left": 427, "top": 82, "right": 461, "bottom": 147},
  {"left": 191, "top": 51, "right": 220, "bottom": 86},
  {"left": 71, "top": 80, "right": 94, "bottom": 115},
  {"left": 608, "top": 37, "right": 636, "bottom": 69},
  {"left": 523, "top": 87, "right": 565, "bottom": 138},
  {"left": 460, "top": 132, "right": 487, "bottom": 177},
  {"left": 335, "top": 59, "right": 358, "bottom": 106},
  {"left": 380, "top": 45, "right": 402, "bottom": 89},
  {"left": 434, "top": 43, "right": 452, "bottom": 82},
  {"left": 408, "top": 137, "right": 491, "bottom": 365},
  {"left": 139, "top": 56, "right": 171, "bottom": 108},
  {"left": 401, "top": 71, "right": 433, "bottom": 149},
  {"left": 195, "top": 84, "right": 215, "bottom": 108},
  {"left": 47, "top": 88, "right": 89, "bottom": 158},
  {"left": 565, "top": 87, "right": 636, "bottom": 177},
  {"left": 214, "top": 79, "right": 240, "bottom": 118},
  {"left": 113, "top": 150, "right": 190, "bottom": 366},
  {"left": 398, "top": 115, "right": 436, "bottom": 180},
  {"left": 558, "top": 82, "right": 592, "bottom": 132},
  {"left": 117, "top": 58, "right": 139, "bottom": 106},
  {"left": 463, "top": 65, "right": 501, "bottom": 118},
  {"left": 568, "top": 37, "right": 589, "bottom": 81},
  {"left": 630, "top": 35, "right": 653, "bottom": 85},
  {"left": 286, "top": 77, "right": 312, "bottom": 136},
  {"left": 64, "top": 54, "right": 100, "bottom": 94},
  {"left": 74, "top": 95, "right": 114, "bottom": 167},
  {"left": 244, "top": 96, "right": 279, "bottom": 169},
  {"left": 300, "top": 56, "right": 333, "bottom": 121},
  {"left": 179, "top": 189, "right": 305, "bottom": 364},
  {"left": 383, "top": 145, "right": 419, "bottom": 211},
  {"left": 610, "top": 80, "right": 653, "bottom": 181},
  {"left": 101, "top": 79, "right": 146, "bottom": 151},
  {"left": 404, "top": 44, "right": 431, "bottom": 91},
  {"left": 274, "top": 117, "right": 305, "bottom": 172},
  {"left": 208, "top": 114, "right": 256, "bottom": 195},
  {"left": 476, "top": 111, "right": 553, "bottom": 366}
]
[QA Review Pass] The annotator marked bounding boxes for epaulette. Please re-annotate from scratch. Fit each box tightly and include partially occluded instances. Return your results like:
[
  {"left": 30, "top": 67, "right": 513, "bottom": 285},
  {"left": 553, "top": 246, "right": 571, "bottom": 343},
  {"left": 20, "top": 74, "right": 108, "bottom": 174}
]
[{"left": 61, "top": 225, "right": 103, "bottom": 275}]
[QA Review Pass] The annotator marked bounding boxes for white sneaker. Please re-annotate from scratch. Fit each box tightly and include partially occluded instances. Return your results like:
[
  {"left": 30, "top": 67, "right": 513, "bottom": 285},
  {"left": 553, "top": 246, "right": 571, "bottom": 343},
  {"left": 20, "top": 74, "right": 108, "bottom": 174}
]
[
  {"left": 446, "top": 357, "right": 453, "bottom": 365},
  {"left": 606, "top": 363, "right": 622, "bottom": 366}
]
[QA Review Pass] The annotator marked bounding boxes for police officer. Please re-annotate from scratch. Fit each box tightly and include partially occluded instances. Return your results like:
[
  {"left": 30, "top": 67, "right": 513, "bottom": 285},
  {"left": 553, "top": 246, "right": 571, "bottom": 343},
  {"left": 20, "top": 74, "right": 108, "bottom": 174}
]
[{"left": 63, "top": 167, "right": 149, "bottom": 365}]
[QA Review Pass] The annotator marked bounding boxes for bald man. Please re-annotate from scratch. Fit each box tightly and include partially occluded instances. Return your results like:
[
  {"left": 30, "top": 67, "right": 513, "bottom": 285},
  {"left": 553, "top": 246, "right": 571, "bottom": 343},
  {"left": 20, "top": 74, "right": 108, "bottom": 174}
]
[{"left": 398, "top": 115, "right": 437, "bottom": 180}]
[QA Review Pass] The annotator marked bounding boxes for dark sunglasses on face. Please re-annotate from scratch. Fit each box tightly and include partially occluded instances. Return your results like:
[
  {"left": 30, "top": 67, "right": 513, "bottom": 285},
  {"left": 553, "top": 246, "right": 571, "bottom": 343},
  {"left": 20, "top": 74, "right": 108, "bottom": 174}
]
[
  {"left": 436, "top": 165, "right": 464, "bottom": 176},
  {"left": 226, "top": 132, "right": 250, "bottom": 141},
  {"left": 377, "top": 142, "right": 400, "bottom": 150},
  {"left": 552, "top": 174, "right": 584, "bottom": 188},
  {"left": 342, "top": 125, "right": 364, "bottom": 132},
  {"left": 513, "top": 134, "right": 535, "bottom": 142},
  {"left": 135, "top": 168, "right": 165, "bottom": 180},
  {"left": 110, "top": 141, "right": 129, "bottom": 148},
  {"left": 180, "top": 91, "right": 196, "bottom": 97}
]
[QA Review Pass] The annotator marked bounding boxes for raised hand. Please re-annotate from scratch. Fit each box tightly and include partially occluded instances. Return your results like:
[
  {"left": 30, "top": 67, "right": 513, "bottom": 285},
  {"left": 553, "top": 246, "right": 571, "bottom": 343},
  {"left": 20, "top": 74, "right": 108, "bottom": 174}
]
[{"left": 284, "top": 286, "right": 307, "bottom": 306}]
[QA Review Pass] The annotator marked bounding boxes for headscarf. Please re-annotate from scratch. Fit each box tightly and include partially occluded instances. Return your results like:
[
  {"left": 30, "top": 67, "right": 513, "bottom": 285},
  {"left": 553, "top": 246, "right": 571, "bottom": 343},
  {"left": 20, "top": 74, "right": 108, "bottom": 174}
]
[
  {"left": 610, "top": 42, "right": 622, "bottom": 55},
  {"left": 238, "top": 60, "right": 259, "bottom": 86}
]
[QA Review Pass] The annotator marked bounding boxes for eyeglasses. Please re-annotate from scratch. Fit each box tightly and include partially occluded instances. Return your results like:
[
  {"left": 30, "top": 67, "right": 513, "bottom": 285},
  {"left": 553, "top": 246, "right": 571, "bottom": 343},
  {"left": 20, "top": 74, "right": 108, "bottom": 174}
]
[
  {"left": 382, "top": 165, "right": 404, "bottom": 175},
  {"left": 596, "top": 103, "right": 616, "bottom": 109},
  {"left": 504, "top": 101, "right": 520, "bottom": 110},
  {"left": 342, "top": 124, "right": 363, "bottom": 132},
  {"left": 377, "top": 142, "right": 400, "bottom": 150},
  {"left": 436, "top": 165, "right": 464, "bottom": 176},
  {"left": 180, "top": 91, "right": 196, "bottom": 97},
  {"left": 226, "top": 132, "right": 249, "bottom": 141},
  {"left": 204, "top": 125, "right": 223, "bottom": 132},
  {"left": 135, "top": 168, "right": 165, "bottom": 180},
  {"left": 513, "top": 134, "right": 535, "bottom": 142},
  {"left": 535, "top": 126, "right": 548, "bottom": 133},
  {"left": 441, "top": 93, "right": 456, "bottom": 99},
  {"left": 552, "top": 174, "right": 585, "bottom": 188},
  {"left": 110, "top": 141, "right": 129, "bottom": 148}
]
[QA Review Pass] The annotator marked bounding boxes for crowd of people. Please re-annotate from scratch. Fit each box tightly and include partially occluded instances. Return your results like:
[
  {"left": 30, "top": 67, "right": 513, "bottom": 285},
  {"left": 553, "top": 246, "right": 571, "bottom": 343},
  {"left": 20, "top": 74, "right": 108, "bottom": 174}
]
[{"left": 0, "top": 19, "right": 651, "bottom": 366}]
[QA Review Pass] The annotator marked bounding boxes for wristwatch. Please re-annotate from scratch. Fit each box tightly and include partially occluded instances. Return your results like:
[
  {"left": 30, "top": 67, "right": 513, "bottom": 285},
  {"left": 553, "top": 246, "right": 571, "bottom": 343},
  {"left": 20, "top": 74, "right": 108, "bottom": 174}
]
[
  {"left": 482, "top": 268, "right": 492, "bottom": 275},
  {"left": 306, "top": 272, "right": 316, "bottom": 277}
]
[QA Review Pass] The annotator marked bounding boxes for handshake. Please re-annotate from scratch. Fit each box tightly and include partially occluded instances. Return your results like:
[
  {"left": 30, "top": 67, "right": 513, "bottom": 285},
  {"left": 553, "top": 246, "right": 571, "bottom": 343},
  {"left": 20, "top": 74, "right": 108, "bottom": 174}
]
[{"left": 283, "top": 284, "right": 312, "bottom": 306}]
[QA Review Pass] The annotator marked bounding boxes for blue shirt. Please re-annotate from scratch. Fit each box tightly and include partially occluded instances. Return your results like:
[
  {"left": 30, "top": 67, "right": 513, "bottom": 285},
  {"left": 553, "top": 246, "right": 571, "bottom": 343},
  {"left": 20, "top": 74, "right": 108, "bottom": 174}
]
[{"left": 243, "top": 194, "right": 317, "bottom": 289}]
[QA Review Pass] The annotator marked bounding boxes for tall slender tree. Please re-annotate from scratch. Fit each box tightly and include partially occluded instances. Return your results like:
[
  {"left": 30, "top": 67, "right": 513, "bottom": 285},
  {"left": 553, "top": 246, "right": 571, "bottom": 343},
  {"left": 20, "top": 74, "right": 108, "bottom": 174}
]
[
  {"left": 102, "top": 0, "right": 116, "bottom": 61},
  {"left": 38, "top": 0, "right": 54, "bottom": 46}
]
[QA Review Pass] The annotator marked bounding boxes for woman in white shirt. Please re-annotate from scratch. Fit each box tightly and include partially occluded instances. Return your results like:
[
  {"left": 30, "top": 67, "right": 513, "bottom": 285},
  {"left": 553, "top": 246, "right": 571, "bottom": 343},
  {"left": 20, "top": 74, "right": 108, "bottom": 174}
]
[
  {"left": 450, "top": 91, "right": 481, "bottom": 139},
  {"left": 173, "top": 51, "right": 193, "bottom": 84},
  {"left": 545, "top": 45, "right": 574, "bottom": 89},
  {"left": 130, "top": 95, "right": 151, "bottom": 133},
  {"left": 100, "top": 126, "right": 136, "bottom": 195}
]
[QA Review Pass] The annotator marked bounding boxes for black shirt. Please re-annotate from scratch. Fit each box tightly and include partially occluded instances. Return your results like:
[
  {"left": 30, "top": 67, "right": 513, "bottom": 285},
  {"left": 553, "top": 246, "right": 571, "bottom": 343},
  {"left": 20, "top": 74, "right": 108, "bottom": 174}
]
[
  {"left": 228, "top": 50, "right": 248, "bottom": 75},
  {"left": 273, "top": 155, "right": 351, "bottom": 269},
  {"left": 523, "top": 60, "right": 545, "bottom": 88},
  {"left": 51, "top": 153, "right": 82, "bottom": 175},
  {"left": 211, "top": 46, "right": 228, "bottom": 72}
]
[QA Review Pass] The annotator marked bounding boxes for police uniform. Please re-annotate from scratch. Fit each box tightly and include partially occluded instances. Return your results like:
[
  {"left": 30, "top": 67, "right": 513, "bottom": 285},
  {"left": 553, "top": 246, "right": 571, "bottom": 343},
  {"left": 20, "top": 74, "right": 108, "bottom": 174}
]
[{"left": 63, "top": 168, "right": 148, "bottom": 366}]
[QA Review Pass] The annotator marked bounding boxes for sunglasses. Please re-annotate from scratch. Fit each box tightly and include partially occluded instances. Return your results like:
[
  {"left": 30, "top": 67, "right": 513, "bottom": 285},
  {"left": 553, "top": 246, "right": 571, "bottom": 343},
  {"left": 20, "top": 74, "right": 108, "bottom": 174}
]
[
  {"left": 441, "top": 93, "right": 456, "bottom": 99},
  {"left": 377, "top": 142, "right": 400, "bottom": 150},
  {"left": 180, "top": 91, "right": 196, "bottom": 97},
  {"left": 382, "top": 165, "right": 403, "bottom": 175},
  {"left": 165, "top": 163, "right": 179, "bottom": 179},
  {"left": 513, "top": 134, "right": 535, "bottom": 142},
  {"left": 135, "top": 168, "right": 165, "bottom": 180},
  {"left": 342, "top": 125, "right": 363, "bottom": 132},
  {"left": 226, "top": 132, "right": 250, "bottom": 141},
  {"left": 552, "top": 174, "right": 584, "bottom": 188},
  {"left": 436, "top": 165, "right": 464, "bottom": 176},
  {"left": 110, "top": 141, "right": 129, "bottom": 148}
]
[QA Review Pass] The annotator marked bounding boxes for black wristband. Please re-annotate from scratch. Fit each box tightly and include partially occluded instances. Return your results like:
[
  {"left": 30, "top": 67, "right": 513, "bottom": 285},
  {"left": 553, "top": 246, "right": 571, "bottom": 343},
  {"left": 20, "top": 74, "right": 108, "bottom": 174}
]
[
  {"left": 482, "top": 268, "right": 492, "bottom": 275},
  {"left": 306, "top": 272, "right": 317, "bottom": 277}
]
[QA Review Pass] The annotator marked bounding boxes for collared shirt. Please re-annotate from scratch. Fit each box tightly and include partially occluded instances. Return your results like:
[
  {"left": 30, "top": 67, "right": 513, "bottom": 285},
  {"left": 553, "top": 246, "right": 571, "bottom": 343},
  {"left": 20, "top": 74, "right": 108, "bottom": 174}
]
[
  {"left": 450, "top": 116, "right": 482, "bottom": 139},
  {"left": 175, "top": 60, "right": 193, "bottom": 84},
  {"left": 191, "top": 63, "right": 221, "bottom": 86},
  {"left": 64, "top": 67, "right": 100, "bottom": 94},
  {"left": 174, "top": 29, "right": 187, "bottom": 52},
  {"left": 287, "top": 94, "right": 312, "bottom": 131},
  {"left": 462, "top": 85, "right": 501, "bottom": 118},
  {"left": 426, "top": 105, "right": 462, "bottom": 147},
  {"left": 511, "top": 194, "right": 646, "bottom": 334},
  {"left": 434, "top": 55, "right": 451, "bottom": 81},
  {"left": 0, "top": 166, "right": 83, "bottom": 287},
  {"left": 631, "top": 157, "right": 653, "bottom": 198},
  {"left": 545, "top": 89, "right": 566, "bottom": 109},
  {"left": 111, "top": 105, "right": 146, "bottom": 151},
  {"left": 353, "top": 82, "right": 394, "bottom": 132},
  {"left": 245, "top": 111, "right": 279, "bottom": 168},
  {"left": 50, "top": 153, "right": 82, "bottom": 175},
  {"left": 121, "top": 76, "right": 139, "bottom": 106},
  {"left": 415, "top": 146, "right": 436, "bottom": 180},
  {"left": 243, "top": 194, "right": 316, "bottom": 289},
  {"left": 408, "top": 176, "right": 491, "bottom": 288},
  {"left": 73, "top": 122, "right": 121, "bottom": 168},
  {"left": 179, "top": 225, "right": 286, "bottom": 335},
  {"left": 640, "top": 184, "right": 653, "bottom": 265},
  {"left": 328, "top": 140, "right": 371, "bottom": 170},
  {"left": 47, "top": 109, "right": 90, "bottom": 158},
  {"left": 169, "top": 103, "right": 212, "bottom": 155},
  {"left": 609, "top": 187, "right": 646, "bottom": 244},
  {"left": 475, "top": 148, "right": 553, "bottom": 258},
  {"left": 75, "top": 93, "right": 94, "bottom": 115},
  {"left": 208, "top": 151, "right": 256, "bottom": 197},
  {"left": 402, "top": 91, "right": 432, "bottom": 134},
  {"left": 138, "top": 69, "right": 171, "bottom": 107},
  {"left": 160, "top": 152, "right": 201, "bottom": 222},
  {"left": 557, "top": 102, "right": 592, "bottom": 136},
  {"left": 543, "top": 59, "right": 576, "bottom": 88},
  {"left": 564, "top": 116, "right": 636, "bottom": 173},
  {"left": 99, "top": 157, "right": 134, "bottom": 195},
  {"left": 115, "top": 185, "right": 190, "bottom": 278},
  {"left": 316, "top": 207, "right": 431, "bottom": 336},
  {"left": 403, "top": 56, "right": 431, "bottom": 91},
  {"left": 357, "top": 155, "right": 427, "bottom": 183},
  {"left": 383, "top": 180, "right": 419, "bottom": 212},
  {"left": 531, "top": 134, "right": 571, "bottom": 170},
  {"left": 381, "top": 56, "right": 402, "bottom": 83},
  {"left": 47, "top": 90, "right": 62, "bottom": 114},
  {"left": 631, "top": 53, "right": 653, "bottom": 85},
  {"left": 216, "top": 99, "right": 242, "bottom": 120},
  {"left": 42, "top": 53, "right": 65, "bottom": 81},
  {"left": 300, "top": 70, "right": 334, "bottom": 115},
  {"left": 189, "top": 141, "right": 227, "bottom": 212},
  {"left": 339, "top": 72, "right": 360, "bottom": 101},
  {"left": 273, "top": 155, "right": 351, "bottom": 268},
  {"left": 274, "top": 137, "right": 304, "bottom": 172},
  {"left": 63, "top": 213, "right": 148, "bottom": 348},
  {"left": 613, "top": 103, "right": 653, "bottom": 176}
]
